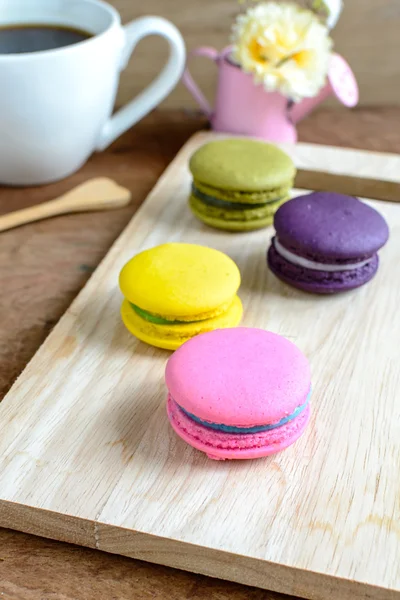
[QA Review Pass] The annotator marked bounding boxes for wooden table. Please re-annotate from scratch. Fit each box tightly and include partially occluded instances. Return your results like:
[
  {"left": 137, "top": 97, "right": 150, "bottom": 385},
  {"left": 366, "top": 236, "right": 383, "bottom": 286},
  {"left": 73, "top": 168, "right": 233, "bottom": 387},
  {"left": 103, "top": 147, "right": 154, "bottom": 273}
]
[{"left": 1, "top": 108, "right": 399, "bottom": 599}]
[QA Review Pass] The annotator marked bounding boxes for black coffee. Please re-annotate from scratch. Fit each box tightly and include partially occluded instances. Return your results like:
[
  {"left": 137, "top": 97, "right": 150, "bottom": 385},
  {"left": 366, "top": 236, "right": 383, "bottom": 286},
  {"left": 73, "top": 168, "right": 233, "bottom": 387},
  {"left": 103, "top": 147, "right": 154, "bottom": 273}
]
[{"left": 0, "top": 24, "right": 92, "bottom": 54}]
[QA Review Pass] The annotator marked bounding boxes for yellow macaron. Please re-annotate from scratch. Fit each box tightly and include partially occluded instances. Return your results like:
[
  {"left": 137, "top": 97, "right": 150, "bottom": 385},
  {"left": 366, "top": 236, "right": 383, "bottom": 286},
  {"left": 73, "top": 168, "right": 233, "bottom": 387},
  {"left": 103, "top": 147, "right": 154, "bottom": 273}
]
[{"left": 119, "top": 243, "right": 243, "bottom": 350}]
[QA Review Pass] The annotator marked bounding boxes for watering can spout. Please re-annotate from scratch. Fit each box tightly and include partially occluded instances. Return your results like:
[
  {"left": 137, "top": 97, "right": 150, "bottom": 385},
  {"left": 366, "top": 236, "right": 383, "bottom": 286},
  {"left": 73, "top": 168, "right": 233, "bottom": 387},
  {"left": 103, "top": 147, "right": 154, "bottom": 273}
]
[
  {"left": 290, "top": 82, "right": 333, "bottom": 124},
  {"left": 289, "top": 53, "right": 359, "bottom": 124}
]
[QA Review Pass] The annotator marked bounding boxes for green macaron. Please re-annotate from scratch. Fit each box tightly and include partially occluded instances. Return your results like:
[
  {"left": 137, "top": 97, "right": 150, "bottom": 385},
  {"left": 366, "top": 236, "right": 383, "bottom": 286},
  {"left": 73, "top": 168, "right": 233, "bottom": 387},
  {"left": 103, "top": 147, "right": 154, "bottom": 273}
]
[{"left": 188, "top": 138, "right": 296, "bottom": 232}]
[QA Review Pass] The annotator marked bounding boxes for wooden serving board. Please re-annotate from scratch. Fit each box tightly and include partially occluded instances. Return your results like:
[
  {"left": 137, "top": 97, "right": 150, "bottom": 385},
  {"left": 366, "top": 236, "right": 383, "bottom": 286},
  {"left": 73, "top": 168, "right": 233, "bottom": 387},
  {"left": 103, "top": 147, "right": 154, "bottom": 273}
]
[{"left": 1, "top": 133, "right": 399, "bottom": 600}]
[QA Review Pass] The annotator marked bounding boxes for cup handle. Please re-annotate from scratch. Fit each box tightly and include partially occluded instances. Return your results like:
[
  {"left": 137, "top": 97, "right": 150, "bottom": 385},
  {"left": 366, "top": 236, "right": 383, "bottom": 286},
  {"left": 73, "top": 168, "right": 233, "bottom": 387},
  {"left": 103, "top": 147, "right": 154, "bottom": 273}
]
[
  {"left": 96, "top": 17, "right": 186, "bottom": 151},
  {"left": 182, "top": 47, "right": 219, "bottom": 118}
]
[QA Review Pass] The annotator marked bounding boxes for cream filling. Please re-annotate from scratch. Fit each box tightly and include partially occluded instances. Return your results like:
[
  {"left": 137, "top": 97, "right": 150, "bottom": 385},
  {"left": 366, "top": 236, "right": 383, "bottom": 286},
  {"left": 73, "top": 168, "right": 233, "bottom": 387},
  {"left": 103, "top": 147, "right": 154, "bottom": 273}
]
[{"left": 274, "top": 237, "right": 372, "bottom": 272}]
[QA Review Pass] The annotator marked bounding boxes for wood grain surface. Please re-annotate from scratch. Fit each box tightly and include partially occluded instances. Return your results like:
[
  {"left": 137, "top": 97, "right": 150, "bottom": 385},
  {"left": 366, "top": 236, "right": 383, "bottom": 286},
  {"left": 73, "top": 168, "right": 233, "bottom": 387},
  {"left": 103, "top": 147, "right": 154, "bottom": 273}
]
[
  {"left": 108, "top": 0, "right": 396, "bottom": 108},
  {"left": 0, "top": 108, "right": 399, "bottom": 600},
  {"left": 1, "top": 116, "right": 400, "bottom": 600}
]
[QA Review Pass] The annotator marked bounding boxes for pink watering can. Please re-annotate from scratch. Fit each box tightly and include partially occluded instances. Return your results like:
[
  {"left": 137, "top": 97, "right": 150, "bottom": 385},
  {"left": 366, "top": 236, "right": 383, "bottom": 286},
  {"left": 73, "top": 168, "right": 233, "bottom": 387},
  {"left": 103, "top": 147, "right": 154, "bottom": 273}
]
[{"left": 183, "top": 47, "right": 358, "bottom": 143}]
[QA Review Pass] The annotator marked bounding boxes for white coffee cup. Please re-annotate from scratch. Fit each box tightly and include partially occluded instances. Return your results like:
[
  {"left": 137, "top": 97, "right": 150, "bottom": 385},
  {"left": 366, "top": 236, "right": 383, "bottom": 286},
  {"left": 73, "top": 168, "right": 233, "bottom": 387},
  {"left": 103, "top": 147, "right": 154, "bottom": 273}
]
[{"left": 0, "top": 0, "right": 186, "bottom": 185}]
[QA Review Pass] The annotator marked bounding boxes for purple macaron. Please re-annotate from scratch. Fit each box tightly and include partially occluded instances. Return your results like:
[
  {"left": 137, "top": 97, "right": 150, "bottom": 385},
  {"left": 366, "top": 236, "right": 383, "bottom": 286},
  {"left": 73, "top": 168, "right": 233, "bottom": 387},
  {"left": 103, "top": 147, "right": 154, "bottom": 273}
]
[{"left": 267, "top": 192, "right": 389, "bottom": 294}]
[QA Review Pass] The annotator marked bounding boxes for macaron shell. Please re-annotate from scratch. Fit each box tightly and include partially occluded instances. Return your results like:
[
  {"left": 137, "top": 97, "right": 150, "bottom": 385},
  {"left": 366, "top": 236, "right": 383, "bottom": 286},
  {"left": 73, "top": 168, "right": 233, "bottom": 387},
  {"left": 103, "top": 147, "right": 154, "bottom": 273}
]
[
  {"left": 189, "top": 139, "right": 295, "bottom": 192},
  {"left": 119, "top": 243, "right": 241, "bottom": 319},
  {"left": 165, "top": 328, "right": 311, "bottom": 426},
  {"left": 274, "top": 192, "right": 389, "bottom": 261},
  {"left": 167, "top": 395, "right": 311, "bottom": 460},
  {"left": 189, "top": 194, "right": 286, "bottom": 231},
  {"left": 121, "top": 296, "right": 243, "bottom": 350},
  {"left": 268, "top": 244, "right": 379, "bottom": 294},
  {"left": 190, "top": 209, "right": 273, "bottom": 232}
]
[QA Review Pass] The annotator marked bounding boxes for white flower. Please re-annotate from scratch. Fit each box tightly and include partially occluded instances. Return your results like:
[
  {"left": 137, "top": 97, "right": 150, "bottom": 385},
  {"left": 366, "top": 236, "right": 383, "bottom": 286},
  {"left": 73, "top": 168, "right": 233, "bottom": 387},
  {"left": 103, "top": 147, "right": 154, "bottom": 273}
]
[{"left": 231, "top": 2, "right": 333, "bottom": 101}]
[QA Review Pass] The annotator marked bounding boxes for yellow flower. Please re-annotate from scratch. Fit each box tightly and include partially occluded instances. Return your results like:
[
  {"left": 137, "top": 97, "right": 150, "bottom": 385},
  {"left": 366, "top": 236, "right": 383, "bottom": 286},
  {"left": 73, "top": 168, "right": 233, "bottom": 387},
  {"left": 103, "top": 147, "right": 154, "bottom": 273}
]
[{"left": 231, "top": 2, "right": 332, "bottom": 101}]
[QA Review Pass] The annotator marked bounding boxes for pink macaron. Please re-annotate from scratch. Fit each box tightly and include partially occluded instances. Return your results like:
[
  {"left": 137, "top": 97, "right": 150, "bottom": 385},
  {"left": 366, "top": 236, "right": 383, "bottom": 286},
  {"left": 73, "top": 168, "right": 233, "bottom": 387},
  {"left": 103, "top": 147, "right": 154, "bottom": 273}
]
[{"left": 165, "top": 328, "right": 311, "bottom": 460}]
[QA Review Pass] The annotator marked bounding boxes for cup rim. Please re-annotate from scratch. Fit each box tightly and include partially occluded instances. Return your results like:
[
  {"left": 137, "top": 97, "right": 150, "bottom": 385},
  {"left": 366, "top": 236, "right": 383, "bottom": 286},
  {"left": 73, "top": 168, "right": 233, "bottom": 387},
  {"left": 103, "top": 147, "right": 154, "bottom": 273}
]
[{"left": 0, "top": 0, "right": 121, "bottom": 61}]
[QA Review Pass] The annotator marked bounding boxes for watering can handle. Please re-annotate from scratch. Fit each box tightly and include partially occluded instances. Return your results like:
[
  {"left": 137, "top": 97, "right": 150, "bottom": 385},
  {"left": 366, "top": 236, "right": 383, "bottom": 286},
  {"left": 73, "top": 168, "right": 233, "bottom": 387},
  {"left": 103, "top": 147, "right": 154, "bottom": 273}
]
[{"left": 182, "top": 47, "right": 219, "bottom": 118}]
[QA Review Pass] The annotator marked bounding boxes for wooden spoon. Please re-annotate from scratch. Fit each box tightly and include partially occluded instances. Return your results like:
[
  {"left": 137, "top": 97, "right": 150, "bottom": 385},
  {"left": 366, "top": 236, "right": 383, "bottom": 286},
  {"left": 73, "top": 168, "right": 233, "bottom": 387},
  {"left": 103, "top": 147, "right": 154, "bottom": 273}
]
[{"left": 0, "top": 178, "right": 131, "bottom": 233}]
